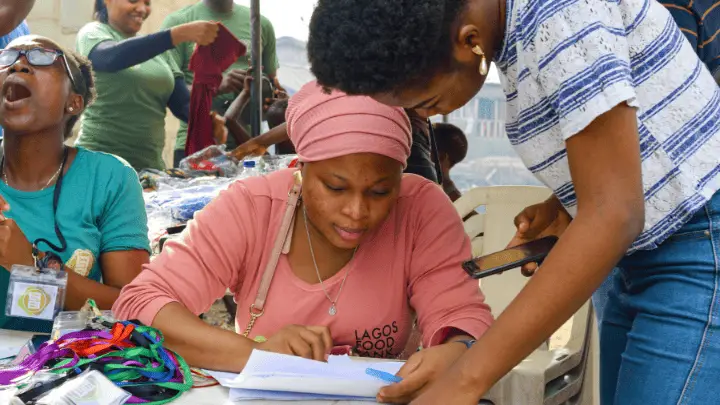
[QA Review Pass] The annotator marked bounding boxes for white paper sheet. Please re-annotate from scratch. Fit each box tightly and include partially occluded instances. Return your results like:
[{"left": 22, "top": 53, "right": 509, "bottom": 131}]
[
  {"left": 0, "top": 331, "right": 32, "bottom": 361},
  {"left": 205, "top": 350, "right": 404, "bottom": 402}
]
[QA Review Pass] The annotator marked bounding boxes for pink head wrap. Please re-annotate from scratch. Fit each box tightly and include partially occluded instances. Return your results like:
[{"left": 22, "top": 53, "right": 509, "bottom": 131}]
[{"left": 285, "top": 81, "right": 412, "bottom": 168}]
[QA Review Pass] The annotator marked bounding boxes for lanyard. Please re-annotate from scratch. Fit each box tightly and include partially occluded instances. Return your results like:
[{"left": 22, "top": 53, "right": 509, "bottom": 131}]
[
  {"left": 0, "top": 304, "right": 192, "bottom": 405},
  {"left": 0, "top": 147, "right": 70, "bottom": 254},
  {"left": 32, "top": 147, "right": 70, "bottom": 254}
]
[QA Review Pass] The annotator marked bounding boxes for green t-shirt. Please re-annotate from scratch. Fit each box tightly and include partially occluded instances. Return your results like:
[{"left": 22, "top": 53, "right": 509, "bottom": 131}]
[
  {"left": 74, "top": 22, "right": 183, "bottom": 171},
  {"left": 0, "top": 148, "right": 150, "bottom": 333},
  {"left": 161, "top": 3, "right": 279, "bottom": 151}
]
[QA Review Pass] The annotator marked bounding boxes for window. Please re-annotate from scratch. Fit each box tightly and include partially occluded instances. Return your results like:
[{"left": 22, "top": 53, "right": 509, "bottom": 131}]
[{"left": 477, "top": 98, "right": 495, "bottom": 120}]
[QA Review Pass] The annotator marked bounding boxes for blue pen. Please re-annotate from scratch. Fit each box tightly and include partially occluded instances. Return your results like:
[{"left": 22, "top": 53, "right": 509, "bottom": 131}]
[{"left": 366, "top": 368, "right": 403, "bottom": 383}]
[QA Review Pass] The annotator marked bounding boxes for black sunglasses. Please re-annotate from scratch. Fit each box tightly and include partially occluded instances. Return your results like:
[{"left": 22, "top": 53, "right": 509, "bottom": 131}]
[{"left": 0, "top": 48, "right": 78, "bottom": 91}]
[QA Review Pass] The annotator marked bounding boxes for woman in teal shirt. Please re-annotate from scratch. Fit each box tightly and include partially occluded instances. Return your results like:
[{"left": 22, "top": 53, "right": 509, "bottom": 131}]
[
  {"left": 75, "top": 0, "right": 228, "bottom": 171},
  {"left": 0, "top": 35, "right": 150, "bottom": 332}
]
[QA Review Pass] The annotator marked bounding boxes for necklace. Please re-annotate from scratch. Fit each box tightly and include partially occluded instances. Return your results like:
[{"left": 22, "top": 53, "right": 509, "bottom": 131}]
[
  {"left": 302, "top": 204, "right": 358, "bottom": 316},
  {"left": 2, "top": 158, "right": 64, "bottom": 190}
]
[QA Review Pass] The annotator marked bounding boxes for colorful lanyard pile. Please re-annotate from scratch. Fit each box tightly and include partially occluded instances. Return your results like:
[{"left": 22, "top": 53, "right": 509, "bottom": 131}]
[{"left": 0, "top": 311, "right": 192, "bottom": 404}]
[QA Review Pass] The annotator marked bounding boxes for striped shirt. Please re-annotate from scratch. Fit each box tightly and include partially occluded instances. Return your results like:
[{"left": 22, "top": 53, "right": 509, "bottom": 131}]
[
  {"left": 495, "top": 0, "right": 720, "bottom": 253},
  {"left": 661, "top": 0, "right": 720, "bottom": 81}
]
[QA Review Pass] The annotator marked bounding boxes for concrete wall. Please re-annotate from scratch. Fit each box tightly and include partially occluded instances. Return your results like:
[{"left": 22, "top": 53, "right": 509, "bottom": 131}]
[{"left": 26, "top": 0, "right": 196, "bottom": 167}]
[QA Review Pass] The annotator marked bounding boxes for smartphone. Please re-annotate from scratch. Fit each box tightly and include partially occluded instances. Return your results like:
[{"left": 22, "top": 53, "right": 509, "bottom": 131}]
[{"left": 462, "top": 236, "right": 559, "bottom": 279}]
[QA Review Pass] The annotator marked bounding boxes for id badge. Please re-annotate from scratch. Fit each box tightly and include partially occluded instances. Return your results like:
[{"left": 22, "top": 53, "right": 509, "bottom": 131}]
[{"left": 5, "top": 265, "right": 67, "bottom": 321}]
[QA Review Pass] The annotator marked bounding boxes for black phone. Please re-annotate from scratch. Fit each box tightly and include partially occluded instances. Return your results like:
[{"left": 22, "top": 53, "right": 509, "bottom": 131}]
[{"left": 462, "top": 236, "right": 559, "bottom": 279}]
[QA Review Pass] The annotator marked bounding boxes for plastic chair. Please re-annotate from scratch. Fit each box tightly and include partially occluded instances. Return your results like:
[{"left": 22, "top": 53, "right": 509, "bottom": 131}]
[{"left": 454, "top": 186, "right": 598, "bottom": 405}]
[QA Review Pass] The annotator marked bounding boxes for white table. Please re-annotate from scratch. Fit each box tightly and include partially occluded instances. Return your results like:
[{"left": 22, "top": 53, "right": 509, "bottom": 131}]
[
  {"left": 1, "top": 330, "right": 379, "bottom": 404},
  {"left": 175, "top": 386, "right": 378, "bottom": 405}
]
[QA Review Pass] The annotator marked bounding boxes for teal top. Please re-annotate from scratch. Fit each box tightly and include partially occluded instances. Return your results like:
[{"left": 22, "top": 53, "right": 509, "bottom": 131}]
[{"left": 0, "top": 148, "right": 150, "bottom": 333}]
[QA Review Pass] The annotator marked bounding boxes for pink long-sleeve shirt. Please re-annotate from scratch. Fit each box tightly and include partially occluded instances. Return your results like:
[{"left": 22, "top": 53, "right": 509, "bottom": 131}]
[{"left": 113, "top": 169, "right": 493, "bottom": 358}]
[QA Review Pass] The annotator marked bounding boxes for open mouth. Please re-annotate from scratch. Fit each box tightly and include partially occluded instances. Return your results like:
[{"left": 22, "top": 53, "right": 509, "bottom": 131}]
[{"left": 3, "top": 82, "right": 32, "bottom": 104}]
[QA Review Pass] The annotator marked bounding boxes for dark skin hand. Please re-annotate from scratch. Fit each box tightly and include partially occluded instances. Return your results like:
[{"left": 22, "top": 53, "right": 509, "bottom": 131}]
[
  {"left": 377, "top": 335, "right": 472, "bottom": 404},
  {"left": 411, "top": 103, "right": 645, "bottom": 404},
  {"left": 508, "top": 194, "right": 573, "bottom": 276},
  {"left": 153, "top": 302, "right": 333, "bottom": 372},
  {"left": 218, "top": 69, "right": 247, "bottom": 95},
  {"left": 224, "top": 72, "right": 253, "bottom": 145},
  {"left": 228, "top": 124, "right": 285, "bottom": 160},
  {"left": 0, "top": 0, "right": 35, "bottom": 36}
]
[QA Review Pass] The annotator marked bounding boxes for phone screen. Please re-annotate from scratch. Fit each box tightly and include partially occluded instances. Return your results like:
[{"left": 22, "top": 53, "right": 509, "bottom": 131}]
[{"left": 462, "top": 236, "right": 558, "bottom": 279}]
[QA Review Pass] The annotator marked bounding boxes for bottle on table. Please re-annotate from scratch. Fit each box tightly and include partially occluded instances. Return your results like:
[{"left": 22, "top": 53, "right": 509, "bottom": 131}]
[{"left": 241, "top": 160, "right": 260, "bottom": 178}]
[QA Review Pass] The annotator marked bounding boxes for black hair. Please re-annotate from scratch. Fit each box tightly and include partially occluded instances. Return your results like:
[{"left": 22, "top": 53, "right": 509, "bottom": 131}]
[
  {"left": 94, "top": 0, "right": 109, "bottom": 23},
  {"left": 266, "top": 98, "right": 289, "bottom": 129},
  {"left": 39, "top": 37, "right": 97, "bottom": 139},
  {"left": 433, "top": 123, "right": 467, "bottom": 167},
  {"left": 307, "top": 0, "right": 468, "bottom": 95}
]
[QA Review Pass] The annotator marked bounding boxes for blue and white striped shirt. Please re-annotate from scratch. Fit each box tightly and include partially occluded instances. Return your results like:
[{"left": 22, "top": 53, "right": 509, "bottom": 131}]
[{"left": 495, "top": 0, "right": 720, "bottom": 252}]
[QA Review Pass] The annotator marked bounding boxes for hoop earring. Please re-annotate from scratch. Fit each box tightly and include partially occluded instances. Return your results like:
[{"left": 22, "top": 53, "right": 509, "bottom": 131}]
[{"left": 472, "top": 45, "right": 489, "bottom": 76}]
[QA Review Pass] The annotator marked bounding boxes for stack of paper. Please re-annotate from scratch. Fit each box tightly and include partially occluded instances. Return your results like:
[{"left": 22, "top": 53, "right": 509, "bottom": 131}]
[{"left": 204, "top": 350, "right": 404, "bottom": 402}]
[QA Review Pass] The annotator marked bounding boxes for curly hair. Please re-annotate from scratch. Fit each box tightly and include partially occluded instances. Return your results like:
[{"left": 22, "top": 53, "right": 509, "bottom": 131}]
[
  {"left": 266, "top": 98, "right": 289, "bottom": 129},
  {"left": 308, "top": 0, "right": 468, "bottom": 95},
  {"left": 433, "top": 123, "right": 468, "bottom": 167}
]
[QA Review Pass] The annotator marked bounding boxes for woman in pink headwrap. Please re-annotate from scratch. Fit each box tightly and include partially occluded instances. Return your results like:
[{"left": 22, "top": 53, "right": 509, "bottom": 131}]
[{"left": 113, "top": 81, "right": 493, "bottom": 403}]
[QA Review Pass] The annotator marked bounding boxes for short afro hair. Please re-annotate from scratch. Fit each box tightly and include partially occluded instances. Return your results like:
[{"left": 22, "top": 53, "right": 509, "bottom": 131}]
[
  {"left": 433, "top": 123, "right": 468, "bottom": 167},
  {"left": 308, "top": 0, "right": 468, "bottom": 95},
  {"left": 266, "top": 98, "right": 288, "bottom": 129}
]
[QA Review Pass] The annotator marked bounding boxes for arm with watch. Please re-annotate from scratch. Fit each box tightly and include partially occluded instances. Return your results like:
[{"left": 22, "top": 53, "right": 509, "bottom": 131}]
[{"left": 376, "top": 331, "right": 477, "bottom": 404}]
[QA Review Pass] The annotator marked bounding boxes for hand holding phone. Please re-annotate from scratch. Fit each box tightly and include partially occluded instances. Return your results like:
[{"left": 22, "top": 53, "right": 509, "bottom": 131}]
[{"left": 462, "top": 236, "right": 558, "bottom": 279}]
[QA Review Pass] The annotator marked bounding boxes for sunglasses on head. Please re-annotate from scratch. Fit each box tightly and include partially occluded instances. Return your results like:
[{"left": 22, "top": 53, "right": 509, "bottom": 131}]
[{"left": 0, "top": 48, "right": 78, "bottom": 91}]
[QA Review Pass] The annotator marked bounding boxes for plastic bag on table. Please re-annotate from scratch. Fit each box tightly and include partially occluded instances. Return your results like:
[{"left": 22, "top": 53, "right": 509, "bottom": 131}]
[{"left": 179, "top": 145, "right": 238, "bottom": 177}]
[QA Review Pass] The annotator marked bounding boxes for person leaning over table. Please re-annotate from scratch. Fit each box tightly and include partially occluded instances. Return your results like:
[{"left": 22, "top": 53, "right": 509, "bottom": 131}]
[
  {"left": 0, "top": 35, "right": 150, "bottom": 333},
  {"left": 161, "top": 0, "right": 281, "bottom": 166},
  {"left": 113, "top": 80, "right": 494, "bottom": 405},
  {"left": 74, "top": 0, "right": 227, "bottom": 172},
  {"left": 590, "top": 0, "right": 720, "bottom": 337},
  {"left": 306, "top": 0, "right": 720, "bottom": 404}
]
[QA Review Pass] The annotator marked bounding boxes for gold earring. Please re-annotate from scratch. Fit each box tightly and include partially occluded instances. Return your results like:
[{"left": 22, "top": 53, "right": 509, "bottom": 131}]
[{"left": 472, "top": 45, "right": 488, "bottom": 76}]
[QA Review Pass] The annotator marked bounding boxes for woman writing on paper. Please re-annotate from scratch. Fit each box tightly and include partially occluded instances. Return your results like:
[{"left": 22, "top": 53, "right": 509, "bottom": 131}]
[{"left": 114, "top": 81, "right": 494, "bottom": 403}]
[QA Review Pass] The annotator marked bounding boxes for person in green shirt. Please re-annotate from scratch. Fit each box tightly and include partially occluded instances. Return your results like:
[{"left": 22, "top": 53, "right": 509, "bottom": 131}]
[
  {"left": 161, "top": 0, "right": 281, "bottom": 166},
  {"left": 0, "top": 35, "right": 150, "bottom": 332},
  {"left": 75, "top": 0, "right": 227, "bottom": 171}
]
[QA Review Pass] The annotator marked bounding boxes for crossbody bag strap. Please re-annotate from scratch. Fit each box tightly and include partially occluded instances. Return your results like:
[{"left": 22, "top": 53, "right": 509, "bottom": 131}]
[{"left": 243, "top": 171, "right": 302, "bottom": 337}]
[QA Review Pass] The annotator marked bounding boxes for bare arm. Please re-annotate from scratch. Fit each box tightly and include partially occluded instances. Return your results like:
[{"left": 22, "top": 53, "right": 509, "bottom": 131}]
[
  {"left": 222, "top": 89, "right": 253, "bottom": 145},
  {"left": 419, "top": 103, "right": 645, "bottom": 401},
  {"left": 153, "top": 302, "right": 254, "bottom": 371},
  {"left": 0, "top": 0, "right": 34, "bottom": 36},
  {"left": 228, "top": 123, "right": 289, "bottom": 161},
  {"left": 64, "top": 250, "right": 149, "bottom": 310}
]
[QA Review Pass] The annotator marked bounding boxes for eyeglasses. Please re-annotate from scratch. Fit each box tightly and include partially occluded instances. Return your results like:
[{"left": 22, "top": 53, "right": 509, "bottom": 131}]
[{"left": 0, "top": 48, "right": 77, "bottom": 91}]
